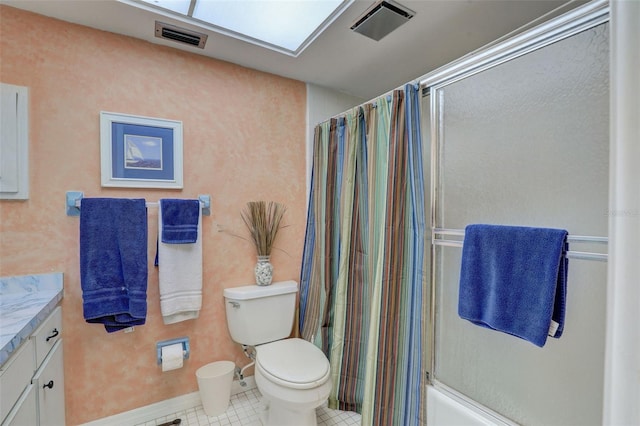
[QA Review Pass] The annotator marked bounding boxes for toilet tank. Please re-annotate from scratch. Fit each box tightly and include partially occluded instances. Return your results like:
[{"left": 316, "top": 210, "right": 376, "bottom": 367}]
[{"left": 223, "top": 280, "right": 298, "bottom": 346}]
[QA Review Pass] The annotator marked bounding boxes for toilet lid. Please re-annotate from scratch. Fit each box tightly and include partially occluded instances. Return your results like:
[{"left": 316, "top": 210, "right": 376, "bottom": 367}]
[{"left": 257, "top": 338, "right": 330, "bottom": 384}]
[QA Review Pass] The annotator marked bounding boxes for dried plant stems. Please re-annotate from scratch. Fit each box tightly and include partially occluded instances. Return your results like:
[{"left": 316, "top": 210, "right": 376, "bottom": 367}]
[{"left": 241, "top": 201, "right": 286, "bottom": 256}]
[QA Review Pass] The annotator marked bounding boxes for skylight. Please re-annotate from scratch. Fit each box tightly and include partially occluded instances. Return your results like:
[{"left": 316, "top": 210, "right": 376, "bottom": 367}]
[{"left": 134, "top": 0, "right": 349, "bottom": 56}]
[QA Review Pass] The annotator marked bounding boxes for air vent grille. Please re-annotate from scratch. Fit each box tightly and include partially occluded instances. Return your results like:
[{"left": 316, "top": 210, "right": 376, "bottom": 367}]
[
  {"left": 155, "top": 22, "right": 207, "bottom": 49},
  {"left": 351, "top": 0, "right": 415, "bottom": 41}
]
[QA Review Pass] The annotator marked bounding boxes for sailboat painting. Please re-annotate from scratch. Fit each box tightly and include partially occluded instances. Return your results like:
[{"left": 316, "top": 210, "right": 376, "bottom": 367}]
[
  {"left": 124, "top": 134, "right": 162, "bottom": 170},
  {"left": 101, "top": 111, "right": 183, "bottom": 188}
]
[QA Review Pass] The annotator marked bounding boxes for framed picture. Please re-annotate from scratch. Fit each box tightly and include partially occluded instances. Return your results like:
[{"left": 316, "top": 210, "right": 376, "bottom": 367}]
[{"left": 100, "top": 111, "right": 183, "bottom": 188}]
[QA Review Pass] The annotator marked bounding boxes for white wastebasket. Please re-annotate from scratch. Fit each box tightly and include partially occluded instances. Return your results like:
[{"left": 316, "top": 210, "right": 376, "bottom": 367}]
[{"left": 196, "top": 361, "right": 236, "bottom": 417}]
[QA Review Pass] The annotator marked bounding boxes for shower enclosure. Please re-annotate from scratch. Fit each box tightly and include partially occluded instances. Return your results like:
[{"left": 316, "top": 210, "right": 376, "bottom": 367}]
[{"left": 421, "top": 1, "right": 610, "bottom": 424}]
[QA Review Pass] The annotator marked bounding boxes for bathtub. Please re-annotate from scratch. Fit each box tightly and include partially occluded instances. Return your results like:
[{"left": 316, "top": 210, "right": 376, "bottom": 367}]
[{"left": 427, "top": 385, "right": 512, "bottom": 426}]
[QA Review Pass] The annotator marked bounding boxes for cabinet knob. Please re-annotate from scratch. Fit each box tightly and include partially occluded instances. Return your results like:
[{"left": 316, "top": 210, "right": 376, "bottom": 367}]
[
  {"left": 45, "top": 328, "right": 59, "bottom": 342},
  {"left": 43, "top": 380, "right": 54, "bottom": 389}
]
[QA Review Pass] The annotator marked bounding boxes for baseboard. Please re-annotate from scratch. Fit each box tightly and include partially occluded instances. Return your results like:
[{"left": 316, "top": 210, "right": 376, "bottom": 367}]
[{"left": 80, "top": 377, "right": 256, "bottom": 425}]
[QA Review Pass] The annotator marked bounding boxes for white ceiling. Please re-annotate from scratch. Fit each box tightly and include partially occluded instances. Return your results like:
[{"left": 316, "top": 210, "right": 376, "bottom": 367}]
[{"left": 3, "top": 0, "right": 584, "bottom": 99}]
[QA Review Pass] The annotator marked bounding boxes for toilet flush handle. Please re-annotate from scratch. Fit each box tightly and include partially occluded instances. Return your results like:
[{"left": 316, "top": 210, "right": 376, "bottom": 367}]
[{"left": 228, "top": 301, "right": 241, "bottom": 309}]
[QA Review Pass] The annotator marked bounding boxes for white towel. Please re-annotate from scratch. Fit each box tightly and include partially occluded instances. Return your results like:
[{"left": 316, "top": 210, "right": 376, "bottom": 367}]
[{"left": 158, "top": 202, "right": 203, "bottom": 324}]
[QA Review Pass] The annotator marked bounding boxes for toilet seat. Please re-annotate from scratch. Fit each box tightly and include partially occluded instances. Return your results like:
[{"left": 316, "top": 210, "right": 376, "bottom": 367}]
[{"left": 256, "top": 338, "right": 330, "bottom": 390}]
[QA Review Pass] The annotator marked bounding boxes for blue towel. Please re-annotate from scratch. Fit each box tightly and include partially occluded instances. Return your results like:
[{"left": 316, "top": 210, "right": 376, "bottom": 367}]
[
  {"left": 458, "top": 224, "right": 569, "bottom": 347},
  {"left": 159, "top": 199, "right": 200, "bottom": 244},
  {"left": 80, "top": 198, "right": 148, "bottom": 333}
]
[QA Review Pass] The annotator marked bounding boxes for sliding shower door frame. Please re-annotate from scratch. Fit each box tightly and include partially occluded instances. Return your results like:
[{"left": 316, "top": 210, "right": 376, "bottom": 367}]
[{"left": 419, "top": 0, "right": 610, "bottom": 423}]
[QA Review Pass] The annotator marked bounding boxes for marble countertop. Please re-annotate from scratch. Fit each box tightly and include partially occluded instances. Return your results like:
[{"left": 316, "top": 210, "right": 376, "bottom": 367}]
[{"left": 0, "top": 273, "right": 64, "bottom": 367}]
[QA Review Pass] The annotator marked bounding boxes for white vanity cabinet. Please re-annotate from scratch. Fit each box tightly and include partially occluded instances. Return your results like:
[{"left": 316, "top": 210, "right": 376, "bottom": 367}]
[{"left": 0, "top": 307, "right": 64, "bottom": 425}]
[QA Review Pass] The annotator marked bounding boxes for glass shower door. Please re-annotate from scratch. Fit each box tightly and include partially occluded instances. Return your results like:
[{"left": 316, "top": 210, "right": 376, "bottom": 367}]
[{"left": 430, "top": 20, "right": 609, "bottom": 426}]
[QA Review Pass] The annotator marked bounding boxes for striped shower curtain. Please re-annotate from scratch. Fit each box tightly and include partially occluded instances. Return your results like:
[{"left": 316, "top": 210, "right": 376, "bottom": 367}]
[{"left": 299, "top": 84, "right": 427, "bottom": 425}]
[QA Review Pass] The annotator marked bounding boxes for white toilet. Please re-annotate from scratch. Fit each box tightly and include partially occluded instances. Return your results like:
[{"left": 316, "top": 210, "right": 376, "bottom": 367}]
[{"left": 223, "top": 280, "right": 331, "bottom": 426}]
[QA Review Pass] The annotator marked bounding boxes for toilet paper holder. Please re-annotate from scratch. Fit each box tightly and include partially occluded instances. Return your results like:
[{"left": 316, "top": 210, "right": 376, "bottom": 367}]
[{"left": 157, "top": 337, "right": 190, "bottom": 365}]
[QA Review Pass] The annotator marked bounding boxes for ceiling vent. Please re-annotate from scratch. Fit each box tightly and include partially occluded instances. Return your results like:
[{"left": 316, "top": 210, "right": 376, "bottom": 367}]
[
  {"left": 351, "top": 0, "right": 415, "bottom": 41},
  {"left": 155, "top": 22, "right": 208, "bottom": 49}
]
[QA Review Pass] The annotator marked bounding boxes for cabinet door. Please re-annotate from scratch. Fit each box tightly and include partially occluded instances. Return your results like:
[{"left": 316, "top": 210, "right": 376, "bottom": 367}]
[
  {"left": 0, "top": 82, "right": 29, "bottom": 199},
  {"left": 33, "top": 340, "right": 64, "bottom": 426},
  {"left": 1, "top": 384, "right": 37, "bottom": 426},
  {"left": 0, "top": 339, "right": 35, "bottom": 420}
]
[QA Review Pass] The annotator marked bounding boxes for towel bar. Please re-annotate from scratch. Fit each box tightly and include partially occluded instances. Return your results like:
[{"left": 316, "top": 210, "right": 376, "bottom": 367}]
[
  {"left": 433, "top": 228, "right": 608, "bottom": 262},
  {"left": 65, "top": 191, "right": 211, "bottom": 216}
]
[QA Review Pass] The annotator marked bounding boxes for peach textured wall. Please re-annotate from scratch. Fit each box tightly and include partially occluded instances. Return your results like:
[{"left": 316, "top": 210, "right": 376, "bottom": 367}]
[{"left": 0, "top": 6, "right": 307, "bottom": 425}]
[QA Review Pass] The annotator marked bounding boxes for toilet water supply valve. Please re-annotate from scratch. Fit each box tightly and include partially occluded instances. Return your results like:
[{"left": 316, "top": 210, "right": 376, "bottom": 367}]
[{"left": 235, "top": 345, "right": 256, "bottom": 387}]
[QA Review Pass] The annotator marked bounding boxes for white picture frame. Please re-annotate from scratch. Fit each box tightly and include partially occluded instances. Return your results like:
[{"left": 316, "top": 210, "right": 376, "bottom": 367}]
[{"left": 100, "top": 111, "right": 183, "bottom": 189}]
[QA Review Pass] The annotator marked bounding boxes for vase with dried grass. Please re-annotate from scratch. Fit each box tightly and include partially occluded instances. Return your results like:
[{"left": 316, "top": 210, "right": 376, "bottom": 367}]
[{"left": 241, "top": 201, "right": 286, "bottom": 286}]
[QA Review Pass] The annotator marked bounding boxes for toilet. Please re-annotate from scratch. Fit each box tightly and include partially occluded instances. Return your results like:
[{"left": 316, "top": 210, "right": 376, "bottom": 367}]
[{"left": 223, "top": 280, "right": 331, "bottom": 426}]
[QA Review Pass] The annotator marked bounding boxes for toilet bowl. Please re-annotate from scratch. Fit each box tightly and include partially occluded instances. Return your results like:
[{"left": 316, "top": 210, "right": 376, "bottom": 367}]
[
  {"left": 223, "top": 281, "right": 331, "bottom": 426},
  {"left": 254, "top": 338, "right": 331, "bottom": 426}
]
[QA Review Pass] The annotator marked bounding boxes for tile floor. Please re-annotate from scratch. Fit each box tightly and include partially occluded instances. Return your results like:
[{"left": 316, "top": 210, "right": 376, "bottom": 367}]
[{"left": 138, "top": 387, "right": 361, "bottom": 426}]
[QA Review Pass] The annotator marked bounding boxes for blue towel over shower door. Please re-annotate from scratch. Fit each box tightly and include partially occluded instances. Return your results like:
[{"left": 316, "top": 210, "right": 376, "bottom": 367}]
[{"left": 458, "top": 224, "right": 569, "bottom": 347}]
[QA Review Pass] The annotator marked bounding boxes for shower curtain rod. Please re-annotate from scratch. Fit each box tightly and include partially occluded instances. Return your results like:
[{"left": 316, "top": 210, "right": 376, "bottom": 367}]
[
  {"left": 322, "top": 81, "right": 423, "bottom": 124},
  {"left": 432, "top": 228, "right": 608, "bottom": 262}
]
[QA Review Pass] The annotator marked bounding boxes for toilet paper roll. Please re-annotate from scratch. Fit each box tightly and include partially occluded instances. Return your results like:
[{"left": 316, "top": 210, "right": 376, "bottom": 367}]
[{"left": 161, "top": 343, "right": 184, "bottom": 372}]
